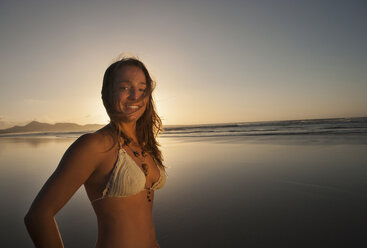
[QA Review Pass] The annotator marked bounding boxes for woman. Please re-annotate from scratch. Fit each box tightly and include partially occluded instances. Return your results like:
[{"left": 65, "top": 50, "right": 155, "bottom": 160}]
[{"left": 24, "top": 57, "right": 166, "bottom": 248}]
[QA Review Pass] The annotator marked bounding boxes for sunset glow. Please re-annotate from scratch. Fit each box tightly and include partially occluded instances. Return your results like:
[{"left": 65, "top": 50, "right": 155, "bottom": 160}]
[{"left": 0, "top": 1, "right": 366, "bottom": 128}]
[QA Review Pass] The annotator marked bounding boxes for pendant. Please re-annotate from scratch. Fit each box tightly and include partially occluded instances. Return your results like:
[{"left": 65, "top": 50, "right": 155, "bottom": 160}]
[{"left": 147, "top": 189, "right": 152, "bottom": 202}]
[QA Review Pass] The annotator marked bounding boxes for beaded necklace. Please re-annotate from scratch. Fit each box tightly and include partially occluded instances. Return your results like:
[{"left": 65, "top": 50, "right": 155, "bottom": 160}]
[{"left": 123, "top": 137, "right": 153, "bottom": 202}]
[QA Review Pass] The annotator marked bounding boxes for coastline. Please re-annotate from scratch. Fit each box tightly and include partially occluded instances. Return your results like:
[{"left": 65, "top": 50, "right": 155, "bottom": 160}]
[{"left": 1, "top": 126, "right": 366, "bottom": 247}]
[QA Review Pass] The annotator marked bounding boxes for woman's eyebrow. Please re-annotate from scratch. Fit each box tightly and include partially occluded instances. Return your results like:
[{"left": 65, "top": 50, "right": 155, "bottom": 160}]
[
  {"left": 117, "top": 81, "right": 146, "bottom": 85},
  {"left": 117, "top": 80, "right": 132, "bottom": 84}
]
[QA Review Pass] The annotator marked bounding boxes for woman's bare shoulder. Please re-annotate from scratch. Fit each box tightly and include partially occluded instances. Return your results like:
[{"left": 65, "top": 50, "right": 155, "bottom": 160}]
[{"left": 70, "top": 125, "right": 116, "bottom": 154}]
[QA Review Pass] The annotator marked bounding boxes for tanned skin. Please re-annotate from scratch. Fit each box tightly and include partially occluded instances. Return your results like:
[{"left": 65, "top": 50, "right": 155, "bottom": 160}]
[{"left": 25, "top": 66, "right": 162, "bottom": 248}]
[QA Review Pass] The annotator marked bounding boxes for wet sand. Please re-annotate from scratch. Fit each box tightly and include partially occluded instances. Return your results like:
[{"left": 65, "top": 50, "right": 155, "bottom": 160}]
[{"left": 0, "top": 135, "right": 366, "bottom": 247}]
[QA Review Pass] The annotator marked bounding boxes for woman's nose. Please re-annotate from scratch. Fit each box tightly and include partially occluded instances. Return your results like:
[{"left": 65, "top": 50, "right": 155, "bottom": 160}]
[{"left": 128, "top": 88, "right": 138, "bottom": 100}]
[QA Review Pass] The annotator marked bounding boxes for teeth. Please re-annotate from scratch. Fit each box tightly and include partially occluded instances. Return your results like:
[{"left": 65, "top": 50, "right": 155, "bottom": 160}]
[{"left": 127, "top": 105, "right": 139, "bottom": 109}]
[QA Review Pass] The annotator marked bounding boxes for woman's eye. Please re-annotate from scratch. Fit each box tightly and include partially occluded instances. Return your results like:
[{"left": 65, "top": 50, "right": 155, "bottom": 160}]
[
  {"left": 139, "top": 88, "right": 146, "bottom": 92},
  {"left": 120, "top": 87, "right": 128, "bottom": 90}
]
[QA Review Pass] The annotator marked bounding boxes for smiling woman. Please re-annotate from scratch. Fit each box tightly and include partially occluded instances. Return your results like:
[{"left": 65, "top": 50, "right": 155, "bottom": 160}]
[
  {"left": 24, "top": 57, "right": 166, "bottom": 248},
  {"left": 114, "top": 66, "right": 149, "bottom": 122}
]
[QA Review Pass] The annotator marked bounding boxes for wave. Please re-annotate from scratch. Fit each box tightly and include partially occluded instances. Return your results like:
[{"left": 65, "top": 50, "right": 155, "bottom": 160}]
[
  {"left": 1, "top": 117, "right": 366, "bottom": 138},
  {"left": 0, "top": 131, "right": 88, "bottom": 138},
  {"left": 162, "top": 117, "right": 367, "bottom": 137}
]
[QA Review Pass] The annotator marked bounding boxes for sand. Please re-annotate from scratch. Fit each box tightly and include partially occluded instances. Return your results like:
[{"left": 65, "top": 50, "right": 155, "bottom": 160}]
[{"left": 0, "top": 134, "right": 366, "bottom": 247}]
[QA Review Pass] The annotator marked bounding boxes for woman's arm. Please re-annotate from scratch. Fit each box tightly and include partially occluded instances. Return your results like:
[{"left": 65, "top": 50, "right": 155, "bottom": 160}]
[{"left": 24, "top": 133, "right": 103, "bottom": 248}]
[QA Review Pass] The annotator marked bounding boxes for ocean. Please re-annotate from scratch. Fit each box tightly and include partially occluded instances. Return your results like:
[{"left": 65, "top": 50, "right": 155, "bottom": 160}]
[
  {"left": 2, "top": 116, "right": 367, "bottom": 140},
  {"left": 162, "top": 116, "right": 367, "bottom": 138},
  {"left": 1, "top": 117, "right": 366, "bottom": 247}
]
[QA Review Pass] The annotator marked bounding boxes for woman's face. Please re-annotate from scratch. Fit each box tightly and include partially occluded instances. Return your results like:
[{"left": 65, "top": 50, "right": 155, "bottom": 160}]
[{"left": 113, "top": 66, "right": 148, "bottom": 123}]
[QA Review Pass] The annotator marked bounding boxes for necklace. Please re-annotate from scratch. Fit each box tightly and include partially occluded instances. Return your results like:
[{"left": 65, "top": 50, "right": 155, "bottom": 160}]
[{"left": 123, "top": 137, "right": 153, "bottom": 202}]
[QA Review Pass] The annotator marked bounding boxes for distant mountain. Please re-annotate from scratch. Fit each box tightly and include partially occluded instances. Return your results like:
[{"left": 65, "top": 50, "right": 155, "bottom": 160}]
[{"left": 0, "top": 121, "right": 104, "bottom": 134}]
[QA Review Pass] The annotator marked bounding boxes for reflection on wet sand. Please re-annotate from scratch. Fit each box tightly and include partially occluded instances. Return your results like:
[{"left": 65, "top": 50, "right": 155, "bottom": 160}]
[{"left": 1, "top": 135, "right": 367, "bottom": 247}]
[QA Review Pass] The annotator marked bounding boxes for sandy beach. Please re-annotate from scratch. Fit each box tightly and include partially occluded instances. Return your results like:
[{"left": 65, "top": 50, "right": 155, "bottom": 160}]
[{"left": 0, "top": 132, "right": 366, "bottom": 247}]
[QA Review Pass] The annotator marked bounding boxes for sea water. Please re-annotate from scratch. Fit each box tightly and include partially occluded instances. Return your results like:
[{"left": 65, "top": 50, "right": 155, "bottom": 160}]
[{"left": 1, "top": 117, "right": 366, "bottom": 247}]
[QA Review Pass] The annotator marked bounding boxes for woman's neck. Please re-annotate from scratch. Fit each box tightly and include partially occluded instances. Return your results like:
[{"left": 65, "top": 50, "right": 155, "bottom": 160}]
[{"left": 119, "top": 121, "right": 138, "bottom": 142}]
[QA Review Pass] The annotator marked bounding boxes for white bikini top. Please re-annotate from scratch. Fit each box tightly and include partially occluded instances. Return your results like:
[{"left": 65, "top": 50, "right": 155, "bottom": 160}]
[{"left": 91, "top": 146, "right": 166, "bottom": 204}]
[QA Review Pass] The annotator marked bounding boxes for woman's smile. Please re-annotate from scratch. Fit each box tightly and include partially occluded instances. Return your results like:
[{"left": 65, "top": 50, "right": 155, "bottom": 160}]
[
  {"left": 123, "top": 103, "right": 144, "bottom": 114},
  {"left": 113, "top": 66, "right": 148, "bottom": 122}
]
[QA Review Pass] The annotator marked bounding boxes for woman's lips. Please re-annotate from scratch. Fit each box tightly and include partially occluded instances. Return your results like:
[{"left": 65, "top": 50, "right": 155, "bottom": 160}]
[{"left": 123, "top": 104, "right": 142, "bottom": 114}]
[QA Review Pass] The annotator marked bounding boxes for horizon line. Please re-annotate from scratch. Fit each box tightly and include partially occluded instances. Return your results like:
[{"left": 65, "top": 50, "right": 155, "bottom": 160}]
[{"left": 2, "top": 115, "right": 366, "bottom": 130}]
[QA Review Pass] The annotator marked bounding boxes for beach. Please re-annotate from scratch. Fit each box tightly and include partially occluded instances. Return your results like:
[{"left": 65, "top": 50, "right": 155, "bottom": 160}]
[{"left": 1, "top": 119, "right": 367, "bottom": 247}]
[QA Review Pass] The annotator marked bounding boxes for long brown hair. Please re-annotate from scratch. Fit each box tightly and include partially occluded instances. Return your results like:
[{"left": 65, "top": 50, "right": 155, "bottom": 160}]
[{"left": 101, "top": 57, "right": 164, "bottom": 167}]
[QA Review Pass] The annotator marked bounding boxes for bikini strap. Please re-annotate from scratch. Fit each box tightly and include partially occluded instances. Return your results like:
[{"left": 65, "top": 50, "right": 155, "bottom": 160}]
[{"left": 118, "top": 136, "right": 123, "bottom": 149}]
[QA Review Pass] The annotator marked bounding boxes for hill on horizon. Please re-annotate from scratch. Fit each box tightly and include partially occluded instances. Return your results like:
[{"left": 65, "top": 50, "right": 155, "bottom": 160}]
[
  {"left": 1, "top": 116, "right": 366, "bottom": 135},
  {"left": 0, "top": 121, "right": 104, "bottom": 134}
]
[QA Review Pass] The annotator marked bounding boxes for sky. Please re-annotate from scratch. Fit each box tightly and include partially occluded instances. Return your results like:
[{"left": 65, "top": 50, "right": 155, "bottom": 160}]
[{"left": 0, "top": 0, "right": 366, "bottom": 128}]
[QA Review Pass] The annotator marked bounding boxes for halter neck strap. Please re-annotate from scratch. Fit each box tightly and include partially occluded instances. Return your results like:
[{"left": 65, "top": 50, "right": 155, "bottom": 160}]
[{"left": 118, "top": 136, "right": 123, "bottom": 149}]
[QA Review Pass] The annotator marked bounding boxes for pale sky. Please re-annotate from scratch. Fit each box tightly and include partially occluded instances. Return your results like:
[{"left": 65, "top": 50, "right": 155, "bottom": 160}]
[{"left": 1, "top": 0, "right": 366, "bottom": 128}]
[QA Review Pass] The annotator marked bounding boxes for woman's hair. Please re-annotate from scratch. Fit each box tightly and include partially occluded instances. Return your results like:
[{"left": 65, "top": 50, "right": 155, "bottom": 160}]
[{"left": 101, "top": 57, "right": 164, "bottom": 167}]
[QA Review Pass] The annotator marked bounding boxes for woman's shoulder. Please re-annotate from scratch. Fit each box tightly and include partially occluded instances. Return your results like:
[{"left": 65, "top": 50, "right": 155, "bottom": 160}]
[{"left": 72, "top": 125, "right": 116, "bottom": 153}]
